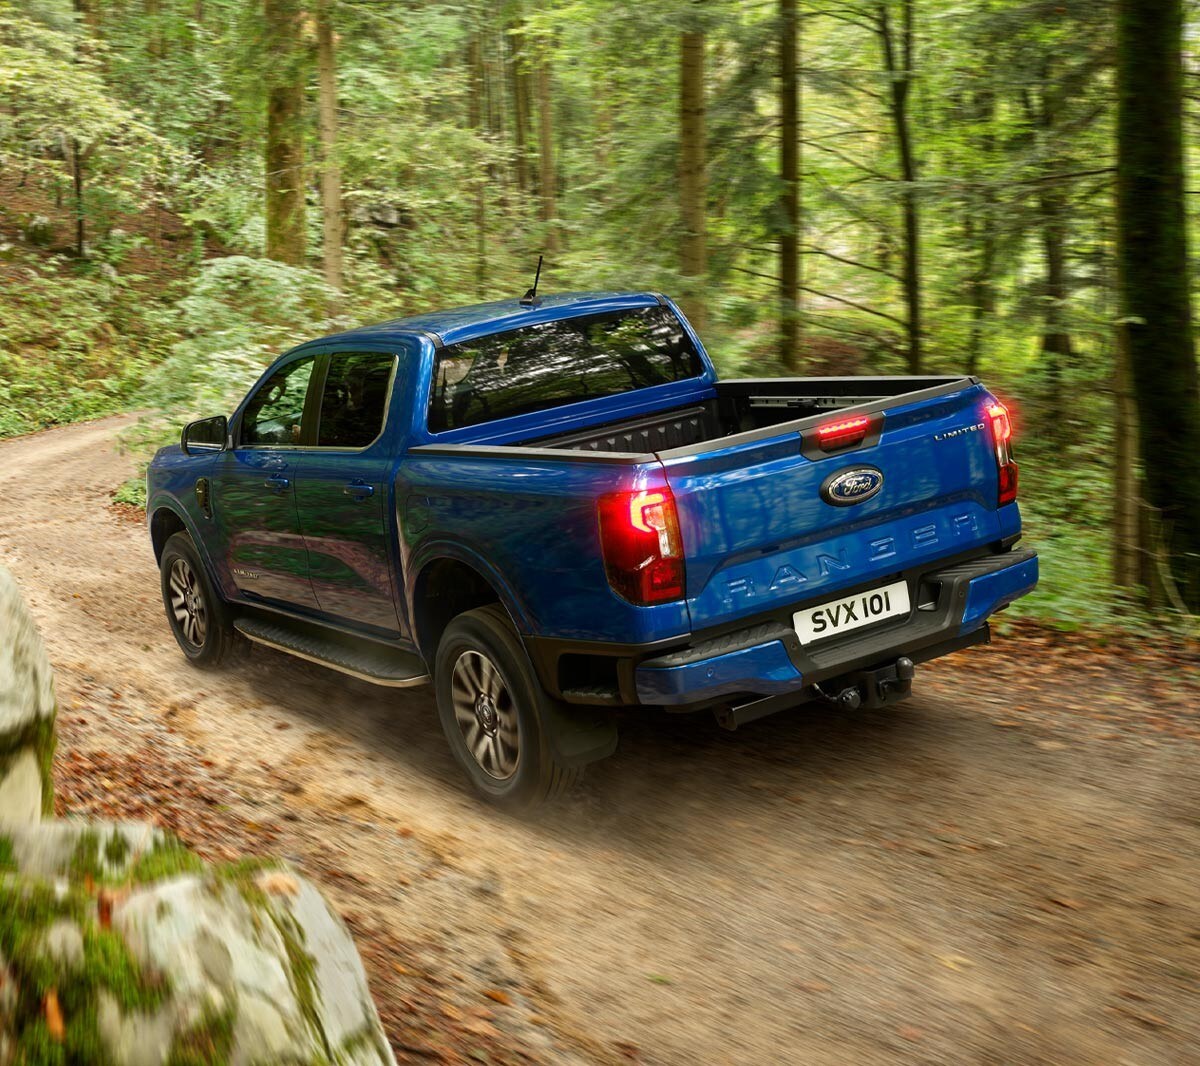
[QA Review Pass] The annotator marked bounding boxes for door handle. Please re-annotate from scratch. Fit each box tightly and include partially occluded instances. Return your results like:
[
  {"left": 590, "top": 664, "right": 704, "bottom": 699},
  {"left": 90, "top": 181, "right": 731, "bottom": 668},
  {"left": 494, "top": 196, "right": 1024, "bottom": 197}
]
[
  {"left": 343, "top": 481, "right": 375, "bottom": 500},
  {"left": 264, "top": 475, "right": 291, "bottom": 493}
]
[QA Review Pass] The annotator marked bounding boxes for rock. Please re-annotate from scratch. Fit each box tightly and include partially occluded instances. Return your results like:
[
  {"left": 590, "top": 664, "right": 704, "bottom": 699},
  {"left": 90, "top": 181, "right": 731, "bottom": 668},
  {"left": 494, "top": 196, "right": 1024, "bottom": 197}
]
[
  {"left": 97, "top": 992, "right": 177, "bottom": 1066},
  {"left": 0, "top": 751, "right": 43, "bottom": 826},
  {"left": 3, "top": 820, "right": 164, "bottom": 881},
  {"left": 41, "top": 919, "right": 84, "bottom": 968},
  {"left": 0, "top": 564, "right": 56, "bottom": 825},
  {"left": 112, "top": 867, "right": 394, "bottom": 1065},
  {"left": 0, "top": 563, "right": 395, "bottom": 1064}
]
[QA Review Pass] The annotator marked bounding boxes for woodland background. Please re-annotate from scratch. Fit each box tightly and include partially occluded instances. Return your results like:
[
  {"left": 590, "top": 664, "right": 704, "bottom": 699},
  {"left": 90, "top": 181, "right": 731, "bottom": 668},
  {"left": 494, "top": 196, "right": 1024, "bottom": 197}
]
[{"left": 1, "top": 0, "right": 1199, "bottom": 629}]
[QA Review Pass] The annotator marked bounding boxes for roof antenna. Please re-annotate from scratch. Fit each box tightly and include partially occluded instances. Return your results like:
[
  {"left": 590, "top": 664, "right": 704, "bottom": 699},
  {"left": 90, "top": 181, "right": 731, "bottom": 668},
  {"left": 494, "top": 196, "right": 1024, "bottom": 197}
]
[{"left": 519, "top": 255, "right": 544, "bottom": 307}]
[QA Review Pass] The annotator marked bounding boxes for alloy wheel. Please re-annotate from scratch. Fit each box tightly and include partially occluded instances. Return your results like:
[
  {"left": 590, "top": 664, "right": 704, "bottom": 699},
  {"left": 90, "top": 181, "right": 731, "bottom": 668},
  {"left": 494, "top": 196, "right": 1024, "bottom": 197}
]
[
  {"left": 450, "top": 650, "right": 519, "bottom": 780},
  {"left": 168, "top": 557, "right": 208, "bottom": 648}
]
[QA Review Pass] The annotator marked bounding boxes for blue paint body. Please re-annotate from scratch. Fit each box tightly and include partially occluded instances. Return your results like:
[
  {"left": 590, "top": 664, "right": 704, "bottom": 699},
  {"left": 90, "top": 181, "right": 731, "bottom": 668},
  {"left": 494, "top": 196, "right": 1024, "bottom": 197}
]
[
  {"left": 147, "top": 291, "right": 1038, "bottom": 709},
  {"left": 961, "top": 553, "right": 1040, "bottom": 633}
]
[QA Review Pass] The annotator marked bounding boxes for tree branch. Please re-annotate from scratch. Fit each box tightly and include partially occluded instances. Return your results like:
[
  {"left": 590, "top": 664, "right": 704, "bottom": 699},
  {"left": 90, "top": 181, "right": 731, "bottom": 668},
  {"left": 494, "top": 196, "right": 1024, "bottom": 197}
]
[
  {"left": 800, "top": 285, "right": 907, "bottom": 325},
  {"left": 802, "top": 246, "right": 901, "bottom": 281}
]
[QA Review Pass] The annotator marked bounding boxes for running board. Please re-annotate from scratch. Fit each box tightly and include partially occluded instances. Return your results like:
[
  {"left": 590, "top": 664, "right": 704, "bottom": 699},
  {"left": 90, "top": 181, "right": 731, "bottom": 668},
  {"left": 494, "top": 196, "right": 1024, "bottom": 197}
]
[{"left": 234, "top": 616, "right": 429, "bottom": 688}]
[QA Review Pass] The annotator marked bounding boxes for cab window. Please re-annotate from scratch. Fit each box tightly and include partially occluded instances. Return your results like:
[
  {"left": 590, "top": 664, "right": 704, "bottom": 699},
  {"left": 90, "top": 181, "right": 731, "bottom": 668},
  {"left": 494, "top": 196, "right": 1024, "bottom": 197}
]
[
  {"left": 316, "top": 352, "right": 397, "bottom": 448},
  {"left": 240, "top": 357, "right": 315, "bottom": 447}
]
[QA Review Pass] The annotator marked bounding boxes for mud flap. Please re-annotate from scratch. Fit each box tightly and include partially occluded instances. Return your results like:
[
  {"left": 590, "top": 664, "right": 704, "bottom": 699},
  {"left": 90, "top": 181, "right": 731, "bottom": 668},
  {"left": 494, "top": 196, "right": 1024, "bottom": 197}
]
[{"left": 541, "top": 700, "right": 619, "bottom": 768}]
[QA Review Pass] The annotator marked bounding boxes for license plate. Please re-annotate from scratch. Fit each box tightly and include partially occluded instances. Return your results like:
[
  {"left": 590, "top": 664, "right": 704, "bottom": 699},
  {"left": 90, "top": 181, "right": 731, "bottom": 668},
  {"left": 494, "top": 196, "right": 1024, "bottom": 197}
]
[{"left": 793, "top": 579, "right": 910, "bottom": 645}]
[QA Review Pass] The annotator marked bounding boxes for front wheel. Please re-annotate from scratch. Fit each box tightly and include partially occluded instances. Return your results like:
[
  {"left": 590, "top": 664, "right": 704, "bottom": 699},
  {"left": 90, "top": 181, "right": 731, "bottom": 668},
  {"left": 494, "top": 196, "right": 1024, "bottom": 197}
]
[
  {"left": 159, "top": 531, "right": 236, "bottom": 667},
  {"left": 435, "top": 604, "right": 581, "bottom": 811}
]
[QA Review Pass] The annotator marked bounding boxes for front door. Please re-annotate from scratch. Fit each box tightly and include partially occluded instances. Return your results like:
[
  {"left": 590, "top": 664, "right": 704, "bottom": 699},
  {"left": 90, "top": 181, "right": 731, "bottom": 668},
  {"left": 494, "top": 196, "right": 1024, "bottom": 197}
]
[
  {"left": 295, "top": 350, "right": 402, "bottom": 632},
  {"left": 211, "top": 354, "right": 320, "bottom": 610}
]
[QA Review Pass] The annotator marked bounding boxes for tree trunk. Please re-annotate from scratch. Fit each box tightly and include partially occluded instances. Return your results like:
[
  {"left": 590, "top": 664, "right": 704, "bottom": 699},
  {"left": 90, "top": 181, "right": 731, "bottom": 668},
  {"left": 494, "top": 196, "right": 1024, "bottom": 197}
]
[
  {"left": 145, "top": 0, "right": 163, "bottom": 59},
  {"left": 469, "top": 31, "right": 488, "bottom": 297},
  {"left": 1113, "top": 323, "right": 1145, "bottom": 592},
  {"left": 964, "top": 89, "right": 995, "bottom": 376},
  {"left": 877, "top": 1, "right": 920, "bottom": 372},
  {"left": 507, "top": 16, "right": 531, "bottom": 198},
  {"left": 1038, "top": 185, "right": 1073, "bottom": 425},
  {"left": 779, "top": 0, "right": 801, "bottom": 370},
  {"left": 71, "top": 138, "right": 85, "bottom": 258},
  {"left": 535, "top": 49, "right": 558, "bottom": 254},
  {"left": 264, "top": 0, "right": 307, "bottom": 267},
  {"left": 74, "top": 0, "right": 101, "bottom": 39},
  {"left": 316, "top": 0, "right": 343, "bottom": 296},
  {"left": 1116, "top": 0, "right": 1200, "bottom": 606},
  {"left": 679, "top": 29, "right": 708, "bottom": 334}
]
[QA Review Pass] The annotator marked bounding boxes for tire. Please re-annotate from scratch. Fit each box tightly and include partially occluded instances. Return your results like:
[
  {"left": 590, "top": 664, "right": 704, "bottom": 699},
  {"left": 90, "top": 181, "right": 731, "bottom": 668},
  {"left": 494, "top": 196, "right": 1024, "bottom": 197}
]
[
  {"left": 159, "top": 531, "right": 237, "bottom": 668},
  {"left": 435, "top": 604, "right": 581, "bottom": 811}
]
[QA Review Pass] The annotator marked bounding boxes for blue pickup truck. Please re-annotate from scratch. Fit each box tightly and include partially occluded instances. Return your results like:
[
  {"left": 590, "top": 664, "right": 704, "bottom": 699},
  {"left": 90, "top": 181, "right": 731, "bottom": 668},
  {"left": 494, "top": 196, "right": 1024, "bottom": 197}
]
[{"left": 147, "top": 291, "right": 1037, "bottom": 808}]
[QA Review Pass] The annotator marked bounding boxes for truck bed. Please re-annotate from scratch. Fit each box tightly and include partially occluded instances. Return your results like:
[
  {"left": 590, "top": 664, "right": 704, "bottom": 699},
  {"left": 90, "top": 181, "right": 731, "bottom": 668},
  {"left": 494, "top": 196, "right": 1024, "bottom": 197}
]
[{"left": 524, "top": 377, "right": 970, "bottom": 455}]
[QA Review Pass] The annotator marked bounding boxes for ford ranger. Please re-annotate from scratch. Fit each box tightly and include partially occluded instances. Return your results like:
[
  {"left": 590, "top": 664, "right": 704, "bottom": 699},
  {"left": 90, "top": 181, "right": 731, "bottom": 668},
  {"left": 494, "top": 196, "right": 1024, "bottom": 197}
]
[{"left": 147, "top": 291, "right": 1038, "bottom": 808}]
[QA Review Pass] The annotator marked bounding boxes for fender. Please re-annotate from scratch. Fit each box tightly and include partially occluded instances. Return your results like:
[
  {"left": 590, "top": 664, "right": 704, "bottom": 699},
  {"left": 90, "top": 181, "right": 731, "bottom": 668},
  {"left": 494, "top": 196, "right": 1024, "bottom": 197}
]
[
  {"left": 146, "top": 492, "right": 227, "bottom": 595},
  {"left": 406, "top": 536, "right": 535, "bottom": 635}
]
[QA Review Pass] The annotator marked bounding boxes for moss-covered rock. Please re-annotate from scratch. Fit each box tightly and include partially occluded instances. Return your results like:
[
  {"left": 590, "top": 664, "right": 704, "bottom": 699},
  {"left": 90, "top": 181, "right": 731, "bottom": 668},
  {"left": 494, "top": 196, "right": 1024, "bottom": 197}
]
[
  {"left": 0, "top": 564, "right": 57, "bottom": 825},
  {"left": 1, "top": 828, "right": 395, "bottom": 1065},
  {"left": 0, "top": 566, "right": 394, "bottom": 1064}
]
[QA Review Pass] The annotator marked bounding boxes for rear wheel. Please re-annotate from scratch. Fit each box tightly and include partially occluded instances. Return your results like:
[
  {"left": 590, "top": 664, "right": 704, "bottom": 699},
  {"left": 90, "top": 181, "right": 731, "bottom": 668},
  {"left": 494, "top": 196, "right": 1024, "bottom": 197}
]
[
  {"left": 435, "top": 604, "right": 580, "bottom": 810},
  {"left": 160, "top": 531, "right": 236, "bottom": 667}
]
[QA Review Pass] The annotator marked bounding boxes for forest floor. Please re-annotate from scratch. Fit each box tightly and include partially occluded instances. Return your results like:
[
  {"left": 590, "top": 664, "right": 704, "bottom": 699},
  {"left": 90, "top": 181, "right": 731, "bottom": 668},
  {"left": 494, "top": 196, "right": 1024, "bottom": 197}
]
[{"left": 2, "top": 415, "right": 1199, "bottom": 1066}]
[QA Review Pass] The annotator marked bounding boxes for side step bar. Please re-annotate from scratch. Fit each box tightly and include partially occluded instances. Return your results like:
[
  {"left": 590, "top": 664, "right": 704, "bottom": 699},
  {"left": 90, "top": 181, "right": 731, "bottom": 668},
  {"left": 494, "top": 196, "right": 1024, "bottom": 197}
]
[{"left": 234, "top": 616, "right": 429, "bottom": 688}]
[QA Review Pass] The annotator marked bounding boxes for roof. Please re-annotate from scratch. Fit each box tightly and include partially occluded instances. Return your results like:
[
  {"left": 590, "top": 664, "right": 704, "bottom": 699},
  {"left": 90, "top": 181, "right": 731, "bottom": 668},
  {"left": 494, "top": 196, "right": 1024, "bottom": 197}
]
[{"left": 309, "top": 290, "right": 663, "bottom": 350}]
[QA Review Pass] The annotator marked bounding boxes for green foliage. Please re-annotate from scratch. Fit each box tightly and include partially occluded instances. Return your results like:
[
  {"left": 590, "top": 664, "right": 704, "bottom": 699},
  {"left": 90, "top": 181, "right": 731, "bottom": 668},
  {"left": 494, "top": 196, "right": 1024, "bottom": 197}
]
[
  {"left": 166, "top": 1003, "right": 236, "bottom": 1066},
  {"left": 0, "top": 876, "right": 168, "bottom": 1064},
  {"left": 0, "top": 834, "right": 15, "bottom": 873},
  {"left": 0, "top": 0, "right": 1191, "bottom": 630},
  {"left": 113, "top": 477, "right": 147, "bottom": 509},
  {"left": 128, "top": 837, "right": 206, "bottom": 885}
]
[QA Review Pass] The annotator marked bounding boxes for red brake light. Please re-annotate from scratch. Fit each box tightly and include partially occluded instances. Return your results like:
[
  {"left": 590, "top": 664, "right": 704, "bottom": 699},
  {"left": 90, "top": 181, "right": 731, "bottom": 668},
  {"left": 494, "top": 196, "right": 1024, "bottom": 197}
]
[
  {"left": 598, "top": 486, "right": 685, "bottom": 605},
  {"left": 987, "top": 403, "right": 1012, "bottom": 445},
  {"left": 986, "top": 401, "right": 1018, "bottom": 506},
  {"left": 815, "top": 414, "right": 872, "bottom": 451}
]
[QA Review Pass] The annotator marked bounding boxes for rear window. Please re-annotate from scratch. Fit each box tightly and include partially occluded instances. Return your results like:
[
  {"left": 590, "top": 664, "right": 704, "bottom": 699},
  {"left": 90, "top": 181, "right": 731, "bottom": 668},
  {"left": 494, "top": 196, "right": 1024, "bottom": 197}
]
[{"left": 427, "top": 305, "right": 704, "bottom": 433}]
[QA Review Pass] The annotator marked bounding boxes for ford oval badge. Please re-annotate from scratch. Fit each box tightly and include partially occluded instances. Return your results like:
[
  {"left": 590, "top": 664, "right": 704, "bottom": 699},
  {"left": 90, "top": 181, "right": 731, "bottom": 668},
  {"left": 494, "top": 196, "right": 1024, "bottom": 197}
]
[{"left": 821, "top": 466, "right": 884, "bottom": 507}]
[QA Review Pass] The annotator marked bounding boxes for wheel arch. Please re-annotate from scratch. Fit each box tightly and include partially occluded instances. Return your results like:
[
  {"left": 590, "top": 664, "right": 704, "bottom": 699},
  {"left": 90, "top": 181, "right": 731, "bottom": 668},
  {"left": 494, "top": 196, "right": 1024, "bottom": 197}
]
[
  {"left": 410, "top": 551, "right": 529, "bottom": 669},
  {"left": 149, "top": 503, "right": 190, "bottom": 563}
]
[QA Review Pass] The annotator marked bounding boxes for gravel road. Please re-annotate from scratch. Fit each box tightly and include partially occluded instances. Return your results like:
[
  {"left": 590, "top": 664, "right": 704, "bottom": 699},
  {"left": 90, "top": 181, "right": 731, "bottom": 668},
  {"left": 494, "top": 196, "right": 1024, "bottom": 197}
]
[{"left": 2, "top": 415, "right": 1198, "bottom": 1065}]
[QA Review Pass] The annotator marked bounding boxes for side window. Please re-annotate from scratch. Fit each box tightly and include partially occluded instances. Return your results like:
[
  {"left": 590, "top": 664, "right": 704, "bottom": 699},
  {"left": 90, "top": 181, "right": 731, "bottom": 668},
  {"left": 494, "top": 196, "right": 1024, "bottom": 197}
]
[
  {"left": 317, "top": 352, "right": 396, "bottom": 448},
  {"left": 240, "top": 357, "right": 315, "bottom": 447}
]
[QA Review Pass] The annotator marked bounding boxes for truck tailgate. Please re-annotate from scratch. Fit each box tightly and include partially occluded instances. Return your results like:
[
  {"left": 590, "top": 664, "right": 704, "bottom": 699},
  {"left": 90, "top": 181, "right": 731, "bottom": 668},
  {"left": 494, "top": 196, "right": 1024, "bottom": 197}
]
[{"left": 658, "top": 380, "right": 1019, "bottom": 631}]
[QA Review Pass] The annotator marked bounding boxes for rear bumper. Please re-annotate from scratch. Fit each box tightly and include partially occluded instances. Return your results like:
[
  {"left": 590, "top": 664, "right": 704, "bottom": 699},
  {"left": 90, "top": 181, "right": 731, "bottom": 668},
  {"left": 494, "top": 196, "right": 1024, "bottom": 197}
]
[{"left": 633, "top": 547, "right": 1037, "bottom": 706}]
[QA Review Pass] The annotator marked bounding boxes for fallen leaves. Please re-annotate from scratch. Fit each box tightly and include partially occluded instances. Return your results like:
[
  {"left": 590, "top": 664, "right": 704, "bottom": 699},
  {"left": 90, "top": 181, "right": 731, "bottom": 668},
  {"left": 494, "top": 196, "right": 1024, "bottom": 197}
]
[
  {"left": 256, "top": 871, "right": 300, "bottom": 897},
  {"left": 1046, "top": 896, "right": 1085, "bottom": 911},
  {"left": 44, "top": 989, "right": 64, "bottom": 1042},
  {"left": 482, "top": 988, "right": 513, "bottom": 1006}
]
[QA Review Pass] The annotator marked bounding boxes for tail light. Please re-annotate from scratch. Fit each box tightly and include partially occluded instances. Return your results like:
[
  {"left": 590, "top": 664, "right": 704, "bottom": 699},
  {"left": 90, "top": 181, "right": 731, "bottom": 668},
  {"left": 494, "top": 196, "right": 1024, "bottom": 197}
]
[
  {"left": 815, "top": 414, "right": 872, "bottom": 452},
  {"left": 597, "top": 487, "right": 685, "bottom": 605},
  {"left": 986, "top": 401, "right": 1019, "bottom": 506}
]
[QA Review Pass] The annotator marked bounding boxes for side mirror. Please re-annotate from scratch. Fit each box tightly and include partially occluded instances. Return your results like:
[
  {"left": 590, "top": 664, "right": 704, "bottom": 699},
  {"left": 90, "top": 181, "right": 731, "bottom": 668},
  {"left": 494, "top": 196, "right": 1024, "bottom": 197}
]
[{"left": 181, "top": 415, "right": 228, "bottom": 455}]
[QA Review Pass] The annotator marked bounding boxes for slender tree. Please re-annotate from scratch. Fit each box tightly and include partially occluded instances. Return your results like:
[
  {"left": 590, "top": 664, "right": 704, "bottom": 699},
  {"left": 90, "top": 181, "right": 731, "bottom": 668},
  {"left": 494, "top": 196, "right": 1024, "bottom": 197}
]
[
  {"left": 875, "top": 0, "right": 921, "bottom": 371},
  {"left": 780, "top": 0, "right": 801, "bottom": 369},
  {"left": 1116, "top": 0, "right": 1200, "bottom": 606},
  {"left": 468, "top": 29, "right": 488, "bottom": 296},
  {"left": 263, "top": 0, "right": 307, "bottom": 266},
  {"left": 316, "top": 0, "right": 344, "bottom": 295},
  {"left": 963, "top": 88, "right": 996, "bottom": 377},
  {"left": 536, "top": 43, "right": 558, "bottom": 254},
  {"left": 507, "top": 11, "right": 532, "bottom": 197},
  {"left": 679, "top": 22, "right": 707, "bottom": 333}
]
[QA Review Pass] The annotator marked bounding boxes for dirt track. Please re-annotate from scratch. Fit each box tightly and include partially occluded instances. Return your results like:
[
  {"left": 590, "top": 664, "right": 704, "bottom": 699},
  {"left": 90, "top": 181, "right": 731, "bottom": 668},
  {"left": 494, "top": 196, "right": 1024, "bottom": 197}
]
[{"left": 2, "top": 414, "right": 1199, "bottom": 1065}]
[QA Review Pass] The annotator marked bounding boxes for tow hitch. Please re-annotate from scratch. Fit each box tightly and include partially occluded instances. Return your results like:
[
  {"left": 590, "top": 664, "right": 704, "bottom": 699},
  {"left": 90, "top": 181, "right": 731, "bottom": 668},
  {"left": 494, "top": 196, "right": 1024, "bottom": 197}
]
[
  {"left": 713, "top": 655, "right": 918, "bottom": 731},
  {"left": 817, "top": 656, "right": 915, "bottom": 711}
]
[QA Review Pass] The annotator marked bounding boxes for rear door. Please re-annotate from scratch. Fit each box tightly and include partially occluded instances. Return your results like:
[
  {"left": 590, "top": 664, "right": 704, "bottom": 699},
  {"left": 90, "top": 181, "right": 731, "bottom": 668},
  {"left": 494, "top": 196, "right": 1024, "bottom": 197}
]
[
  {"left": 294, "top": 349, "right": 403, "bottom": 633},
  {"left": 659, "top": 380, "right": 1009, "bottom": 631},
  {"left": 211, "top": 353, "right": 320, "bottom": 610}
]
